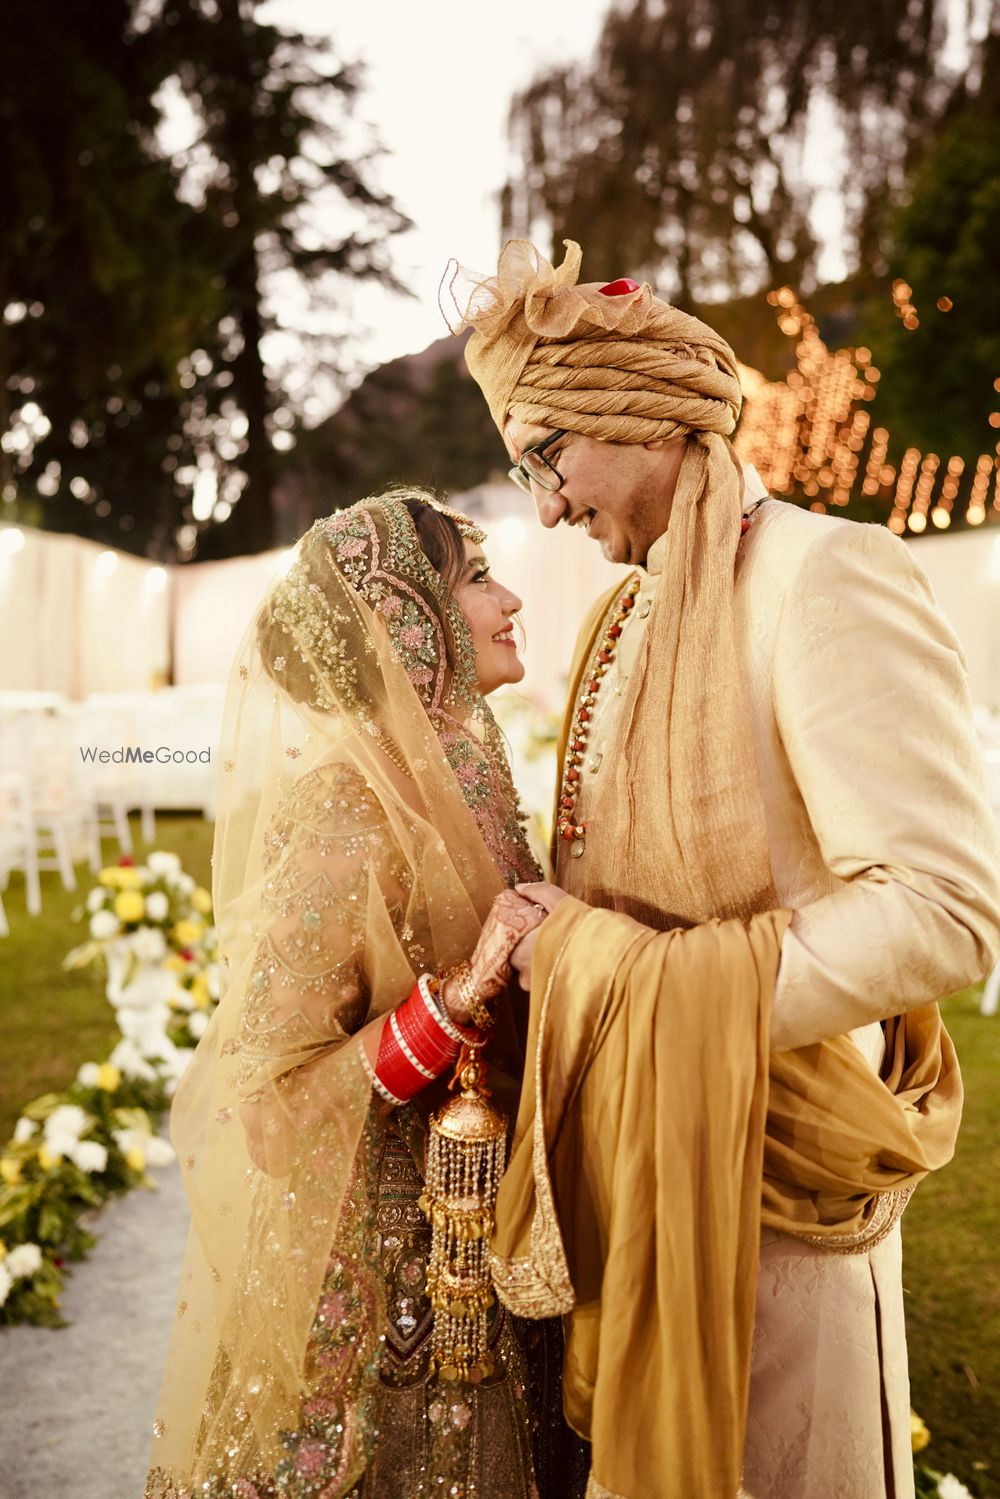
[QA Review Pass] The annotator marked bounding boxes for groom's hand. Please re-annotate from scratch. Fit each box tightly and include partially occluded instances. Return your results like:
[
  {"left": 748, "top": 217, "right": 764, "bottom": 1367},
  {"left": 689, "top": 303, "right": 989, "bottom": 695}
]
[{"left": 509, "top": 881, "right": 570, "bottom": 992}]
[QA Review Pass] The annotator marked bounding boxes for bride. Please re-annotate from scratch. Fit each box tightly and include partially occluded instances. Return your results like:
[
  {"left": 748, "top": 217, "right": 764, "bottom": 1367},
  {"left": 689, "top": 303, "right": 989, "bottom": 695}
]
[{"left": 145, "top": 488, "right": 588, "bottom": 1498}]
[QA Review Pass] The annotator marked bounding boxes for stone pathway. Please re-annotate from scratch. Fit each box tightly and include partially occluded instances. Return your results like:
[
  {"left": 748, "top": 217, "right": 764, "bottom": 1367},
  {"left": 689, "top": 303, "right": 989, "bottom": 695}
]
[{"left": 0, "top": 1159, "right": 189, "bottom": 1499}]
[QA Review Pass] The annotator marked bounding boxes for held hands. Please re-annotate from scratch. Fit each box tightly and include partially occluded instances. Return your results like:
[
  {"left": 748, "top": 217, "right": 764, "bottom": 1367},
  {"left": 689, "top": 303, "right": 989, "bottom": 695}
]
[
  {"left": 440, "top": 889, "right": 546, "bottom": 1029},
  {"left": 509, "top": 882, "right": 569, "bottom": 993}
]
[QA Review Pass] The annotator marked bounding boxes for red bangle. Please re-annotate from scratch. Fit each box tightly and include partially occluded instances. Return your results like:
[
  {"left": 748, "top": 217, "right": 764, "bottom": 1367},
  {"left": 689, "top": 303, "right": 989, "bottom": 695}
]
[{"left": 370, "top": 976, "right": 466, "bottom": 1104}]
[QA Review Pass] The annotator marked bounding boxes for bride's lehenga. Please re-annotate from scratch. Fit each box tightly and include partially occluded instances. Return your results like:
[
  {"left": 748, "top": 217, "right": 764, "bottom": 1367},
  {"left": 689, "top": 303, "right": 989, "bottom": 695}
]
[
  {"left": 144, "top": 496, "right": 589, "bottom": 1499},
  {"left": 340, "top": 1127, "right": 589, "bottom": 1499}
]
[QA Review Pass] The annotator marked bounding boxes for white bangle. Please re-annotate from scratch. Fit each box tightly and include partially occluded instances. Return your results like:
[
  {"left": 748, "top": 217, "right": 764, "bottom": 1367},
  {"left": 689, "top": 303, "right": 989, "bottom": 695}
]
[
  {"left": 358, "top": 1038, "right": 405, "bottom": 1107},
  {"left": 389, "top": 1010, "right": 436, "bottom": 1080},
  {"left": 417, "top": 971, "right": 469, "bottom": 1046}
]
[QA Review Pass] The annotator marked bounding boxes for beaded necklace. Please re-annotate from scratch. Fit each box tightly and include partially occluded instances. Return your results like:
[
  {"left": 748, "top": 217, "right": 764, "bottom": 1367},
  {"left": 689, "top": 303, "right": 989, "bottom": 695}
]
[
  {"left": 556, "top": 502, "right": 766, "bottom": 858},
  {"left": 557, "top": 574, "right": 641, "bottom": 856}
]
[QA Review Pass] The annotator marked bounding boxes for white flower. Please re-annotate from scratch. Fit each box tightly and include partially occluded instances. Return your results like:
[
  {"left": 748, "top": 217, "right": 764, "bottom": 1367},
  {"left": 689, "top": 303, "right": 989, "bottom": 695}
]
[
  {"left": 168, "top": 871, "right": 195, "bottom": 897},
  {"left": 187, "top": 1010, "right": 209, "bottom": 1040},
  {"left": 86, "top": 888, "right": 108, "bottom": 913},
  {"left": 0, "top": 1264, "right": 12, "bottom": 1307},
  {"left": 170, "top": 985, "right": 195, "bottom": 1012},
  {"left": 109, "top": 1038, "right": 158, "bottom": 1083},
  {"left": 113, "top": 1126, "right": 147, "bottom": 1157},
  {"left": 147, "top": 851, "right": 182, "bottom": 876},
  {"left": 76, "top": 1062, "right": 101, "bottom": 1088},
  {"left": 5, "top": 1243, "right": 43, "bottom": 1279},
  {"left": 144, "top": 891, "right": 170, "bottom": 923},
  {"left": 90, "top": 909, "right": 121, "bottom": 941},
  {"left": 145, "top": 1136, "right": 176, "bottom": 1168},
  {"left": 938, "top": 1477, "right": 974, "bottom": 1499},
  {"left": 43, "top": 1105, "right": 89, "bottom": 1144},
  {"left": 13, "top": 1118, "right": 37, "bottom": 1144},
  {"left": 158, "top": 1045, "right": 194, "bottom": 1095},
  {"left": 116, "top": 967, "right": 176, "bottom": 1012},
  {"left": 128, "top": 925, "right": 168, "bottom": 964},
  {"left": 120, "top": 1009, "right": 172, "bottom": 1055},
  {"left": 70, "top": 1139, "right": 110, "bottom": 1174}
]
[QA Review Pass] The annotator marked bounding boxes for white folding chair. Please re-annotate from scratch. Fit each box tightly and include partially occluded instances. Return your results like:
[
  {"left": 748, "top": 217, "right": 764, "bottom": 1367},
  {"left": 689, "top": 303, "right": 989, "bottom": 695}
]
[
  {"left": 79, "top": 697, "right": 157, "bottom": 851},
  {"left": 0, "top": 722, "right": 44, "bottom": 915},
  {"left": 5, "top": 714, "right": 100, "bottom": 898}
]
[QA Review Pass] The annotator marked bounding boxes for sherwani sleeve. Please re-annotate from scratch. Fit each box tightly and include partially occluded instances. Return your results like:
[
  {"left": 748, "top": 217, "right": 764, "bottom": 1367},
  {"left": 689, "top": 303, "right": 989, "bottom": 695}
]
[{"left": 769, "top": 521, "right": 1000, "bottom": 1052}]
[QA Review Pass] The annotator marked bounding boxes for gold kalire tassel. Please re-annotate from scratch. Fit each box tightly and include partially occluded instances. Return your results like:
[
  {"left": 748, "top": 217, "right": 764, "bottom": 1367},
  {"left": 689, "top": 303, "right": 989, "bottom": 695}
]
[{"left": 421, "top": 1041, "right": 506, "bottom": 1380}]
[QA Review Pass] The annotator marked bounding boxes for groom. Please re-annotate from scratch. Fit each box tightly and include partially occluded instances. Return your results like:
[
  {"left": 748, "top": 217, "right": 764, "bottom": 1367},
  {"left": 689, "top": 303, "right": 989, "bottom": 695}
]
[{"left": 451, "top": 240, "right": 1000, "bottom": 1498}]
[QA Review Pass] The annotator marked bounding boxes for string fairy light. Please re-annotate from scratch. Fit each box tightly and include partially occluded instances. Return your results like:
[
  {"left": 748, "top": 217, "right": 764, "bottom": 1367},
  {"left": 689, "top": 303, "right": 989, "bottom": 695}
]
[{"left": 734, "top": 290, "right": 1000, "bottom": 534}]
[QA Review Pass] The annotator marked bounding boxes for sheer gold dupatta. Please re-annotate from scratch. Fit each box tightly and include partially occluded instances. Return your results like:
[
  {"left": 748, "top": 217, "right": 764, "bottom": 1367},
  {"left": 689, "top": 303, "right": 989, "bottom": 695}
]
[{"left": 147, "top": 497, "right": 537, "bottom": 1498}]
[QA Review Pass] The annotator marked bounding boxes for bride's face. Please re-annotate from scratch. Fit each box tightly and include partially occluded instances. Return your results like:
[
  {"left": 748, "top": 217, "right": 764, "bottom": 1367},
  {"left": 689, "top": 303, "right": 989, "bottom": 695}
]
[{"left": 453, "top": 538, "right": 525, "bottom": 696}]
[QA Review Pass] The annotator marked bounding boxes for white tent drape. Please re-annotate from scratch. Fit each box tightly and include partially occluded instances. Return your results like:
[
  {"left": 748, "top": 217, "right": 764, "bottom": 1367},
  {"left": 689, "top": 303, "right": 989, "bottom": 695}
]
[{"left": 2, "top": 514, "right": 999, "bottom": 710}]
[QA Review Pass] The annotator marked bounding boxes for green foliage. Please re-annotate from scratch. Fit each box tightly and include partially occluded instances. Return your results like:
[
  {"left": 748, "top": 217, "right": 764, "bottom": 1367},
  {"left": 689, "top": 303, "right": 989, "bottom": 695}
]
[
  {"left": 905, "top": 989, "right": 1000, "bottom": 1497},
  {"left": 0, "top": 0, "right": 222, "bottom": 558},
  {"left": 0, "top": 815, "right": 212, "bottom": 1327},
  {"left": 0, "top": 1079, "right": 162, "bottom": 1327},
  {"left": 1, "top": 1, "right": 408, "bottom": 560},
  {"left": 504, "top": 0, "right": 985, "bottom": 303},
  {"left": 287, "top": 334, "right": 505, "bottom": 524},
  {"left": 862, "top": 111, "right": 1000, "bottom": 470}
]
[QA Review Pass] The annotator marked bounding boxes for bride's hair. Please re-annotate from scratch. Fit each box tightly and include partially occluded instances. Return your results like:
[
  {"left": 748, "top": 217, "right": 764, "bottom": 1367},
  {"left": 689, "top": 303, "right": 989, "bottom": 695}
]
[
  {"left": 254, "top": 487, "right": 473, "bottom": 710},
  {"left": 396, "top": 491, "right": 466, "bottom": 595}
]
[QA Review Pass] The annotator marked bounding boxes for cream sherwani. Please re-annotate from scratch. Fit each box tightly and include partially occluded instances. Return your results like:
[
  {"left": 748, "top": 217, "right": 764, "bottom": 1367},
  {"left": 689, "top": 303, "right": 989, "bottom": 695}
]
[{"left": 556, "top": 474, "right": 1000, "bottom": 1499}]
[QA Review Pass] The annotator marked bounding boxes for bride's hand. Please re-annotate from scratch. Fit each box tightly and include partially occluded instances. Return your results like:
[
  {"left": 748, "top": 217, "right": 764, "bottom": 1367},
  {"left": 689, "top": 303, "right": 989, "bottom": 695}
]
[{"left": 441, "top": 890, "right": 545, "bottom": 1026}]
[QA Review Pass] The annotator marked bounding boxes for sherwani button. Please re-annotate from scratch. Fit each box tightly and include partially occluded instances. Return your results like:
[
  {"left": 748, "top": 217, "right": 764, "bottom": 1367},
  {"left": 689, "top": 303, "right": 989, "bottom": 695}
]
[{"left": 637, "top": 599, "right": 652, "bottom": 618}]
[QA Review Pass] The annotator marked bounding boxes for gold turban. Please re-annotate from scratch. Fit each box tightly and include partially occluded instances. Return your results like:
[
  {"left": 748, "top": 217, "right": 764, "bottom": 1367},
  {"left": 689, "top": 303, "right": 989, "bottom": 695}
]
[{"left": 442, "top": 239, "right": 742, "bottom": 442}]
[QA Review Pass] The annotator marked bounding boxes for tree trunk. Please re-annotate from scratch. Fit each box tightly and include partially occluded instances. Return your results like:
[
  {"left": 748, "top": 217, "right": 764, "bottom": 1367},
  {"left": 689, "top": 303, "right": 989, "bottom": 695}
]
[
  {"left": 215, "top": 0, "right": 275, "bottom": 555},
  {"left": 227, "top": 245, "right": 275, "bottom": 554}
]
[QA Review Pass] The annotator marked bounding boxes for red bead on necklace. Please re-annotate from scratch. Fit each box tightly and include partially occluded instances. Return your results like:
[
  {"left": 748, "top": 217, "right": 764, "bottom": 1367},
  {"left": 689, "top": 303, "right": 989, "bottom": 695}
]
[{"left": 557, "top": 575, "right": 641, "bottom": 856}]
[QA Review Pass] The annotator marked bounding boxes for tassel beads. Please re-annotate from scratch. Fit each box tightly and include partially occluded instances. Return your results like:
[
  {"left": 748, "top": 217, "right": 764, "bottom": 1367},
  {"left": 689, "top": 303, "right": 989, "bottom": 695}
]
[{"left": 422, "top": 1046, "right": 507, "bottom": 1380}]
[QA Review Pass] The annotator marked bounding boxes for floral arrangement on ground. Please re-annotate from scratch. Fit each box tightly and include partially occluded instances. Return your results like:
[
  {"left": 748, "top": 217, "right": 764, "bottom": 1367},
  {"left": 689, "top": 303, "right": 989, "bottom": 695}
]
[{"left": 0, "top": 850, "right": 218, "bottom": 1327}]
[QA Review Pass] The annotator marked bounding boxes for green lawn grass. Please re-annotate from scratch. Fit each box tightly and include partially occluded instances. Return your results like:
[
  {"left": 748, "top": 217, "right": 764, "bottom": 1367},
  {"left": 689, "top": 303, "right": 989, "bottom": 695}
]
[
  {"left": 905, "top": 987, "right": 1000, "bottom": 1497},
  {"left": 0, "top": 813, "right": 214, "bottom": 1144},
  {"left": 0, "top": 836, "right": 996, "bottom": 1490}
]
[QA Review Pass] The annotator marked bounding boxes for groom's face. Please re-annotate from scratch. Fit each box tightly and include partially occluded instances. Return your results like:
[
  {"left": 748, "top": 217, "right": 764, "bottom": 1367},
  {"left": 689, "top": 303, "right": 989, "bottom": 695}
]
[{"left": 503, "top": 419, "right": 687, "bottom": 567}]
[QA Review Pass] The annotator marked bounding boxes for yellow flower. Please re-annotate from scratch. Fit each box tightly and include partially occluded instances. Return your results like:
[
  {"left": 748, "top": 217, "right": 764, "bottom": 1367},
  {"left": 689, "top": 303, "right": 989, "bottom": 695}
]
[
  {"left": 0, "top": 1241, "right": 6, "bottom": 1259},
  {"left": 0, "top": 1158, "right": 21, "bottom": 1186},
  {"left": 114, "top": 890, "right": 146, "bottom": 923},
  {"left": 910, "top": 1410, "right": 931, "bottom": 1454},
  {"left": 125, "top": 1146, "right": 146, "bottom": 1173},
  {"left": 190, "top": 975, "right": 212, "bottom": 1011},
  {"left": 173, "top": 919, "right": 205, "bottom": 948},
  {"left": 97, "top": 1063, "right": 121, "bottom": 1093},
  {"left": 38, "top": 1145, "right": 61, "bottom": 1172},
  {"left": 164, "top": 954, "right": 190, "bottom": 973},
  {"left": 114, "top": 868, "right": 144, "bottom": 890},
  {"left": 191, "top": 887, "right": 213, "bottom": 916},
  {"left": 98, "top": 867, "right": 125, "bottom": 888}
]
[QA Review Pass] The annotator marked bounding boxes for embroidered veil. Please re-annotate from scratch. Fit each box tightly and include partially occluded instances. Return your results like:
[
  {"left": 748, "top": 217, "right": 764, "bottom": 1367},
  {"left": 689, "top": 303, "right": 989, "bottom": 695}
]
[{"left": 146, "top": 491, "right": 537, "bottom": 1497}]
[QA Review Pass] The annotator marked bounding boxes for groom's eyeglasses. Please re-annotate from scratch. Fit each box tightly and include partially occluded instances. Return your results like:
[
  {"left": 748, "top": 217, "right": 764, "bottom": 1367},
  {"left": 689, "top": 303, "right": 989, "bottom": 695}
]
[{"left": 508, "top": 429, "right": 568, "bottom": 494}]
